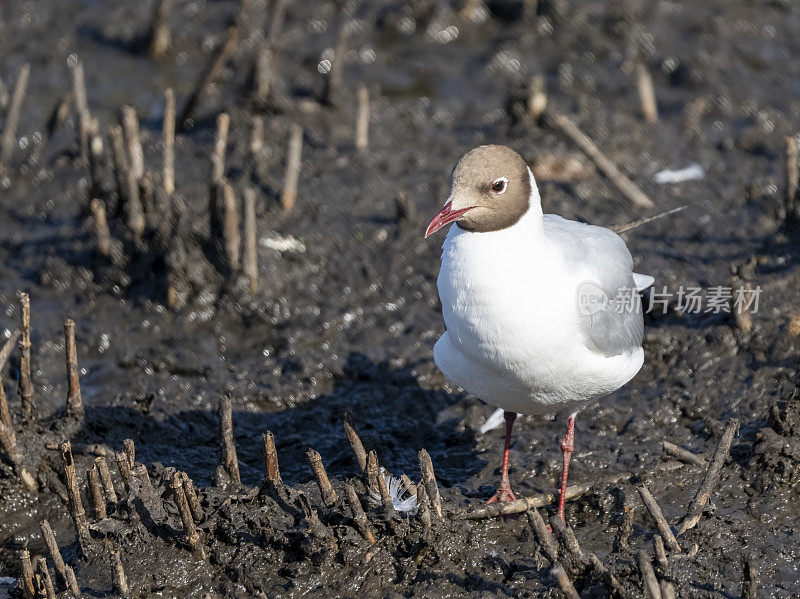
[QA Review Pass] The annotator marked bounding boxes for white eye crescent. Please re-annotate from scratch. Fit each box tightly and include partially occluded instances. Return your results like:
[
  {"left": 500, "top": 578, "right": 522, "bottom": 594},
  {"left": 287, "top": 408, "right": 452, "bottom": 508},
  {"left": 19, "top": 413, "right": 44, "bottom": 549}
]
[{"left": 491, "top": 177, "right": 508, "bottom": 194}]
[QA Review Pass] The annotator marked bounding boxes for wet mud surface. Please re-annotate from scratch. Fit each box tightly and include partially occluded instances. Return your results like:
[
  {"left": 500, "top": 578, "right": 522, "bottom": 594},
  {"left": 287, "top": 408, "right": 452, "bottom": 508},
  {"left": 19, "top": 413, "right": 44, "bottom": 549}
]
[{"left": 1, "top": 0, "right": 800, "bottom": 597}]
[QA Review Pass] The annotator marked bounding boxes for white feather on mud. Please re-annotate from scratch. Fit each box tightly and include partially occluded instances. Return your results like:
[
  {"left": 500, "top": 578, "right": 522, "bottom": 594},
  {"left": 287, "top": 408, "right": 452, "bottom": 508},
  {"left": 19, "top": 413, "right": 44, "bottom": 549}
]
[{"left": 368, "top": 469, "right": 418, "bottom": 514}]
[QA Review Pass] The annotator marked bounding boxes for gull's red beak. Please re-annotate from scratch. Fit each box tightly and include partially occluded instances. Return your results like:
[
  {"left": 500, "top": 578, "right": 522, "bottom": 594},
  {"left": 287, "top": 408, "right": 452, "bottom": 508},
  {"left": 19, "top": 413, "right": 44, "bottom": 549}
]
[{"left": 425, "top": 202, "right": 473, "bottom": 238}]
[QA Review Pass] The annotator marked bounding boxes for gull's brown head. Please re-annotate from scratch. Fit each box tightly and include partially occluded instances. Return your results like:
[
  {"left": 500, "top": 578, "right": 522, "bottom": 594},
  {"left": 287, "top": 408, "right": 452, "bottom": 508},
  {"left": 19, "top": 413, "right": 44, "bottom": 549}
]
[{"left": 425, "top": 145, "right": 532, "bottom": 237}]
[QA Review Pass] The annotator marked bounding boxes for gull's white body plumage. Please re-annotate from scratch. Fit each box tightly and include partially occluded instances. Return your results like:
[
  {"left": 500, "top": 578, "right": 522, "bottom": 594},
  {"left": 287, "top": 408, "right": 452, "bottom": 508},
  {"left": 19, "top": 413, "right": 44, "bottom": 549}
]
[{"left": 434, "top": 171, "right": 649, "bottom": 416}]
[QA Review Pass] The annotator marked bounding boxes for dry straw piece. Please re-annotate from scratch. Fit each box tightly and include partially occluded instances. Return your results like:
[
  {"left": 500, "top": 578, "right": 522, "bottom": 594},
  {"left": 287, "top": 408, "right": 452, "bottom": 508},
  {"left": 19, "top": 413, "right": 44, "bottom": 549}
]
[
  {"left": 355, "top": 85, "right": 369, "bottom": 151},
  {"left": 0, "top": 63, "right": 30, "bottom": 172},
  {"left": 307, "top": 449, "right": 338, "bottom": 506},
  {"left": 637, "top": 484, "right": 680, "bottom": 553},
  {"left": 148, "top": 0, "right": 174, "bottom": 58},
  {"left": 527, "top": 74, "right": 547, "bottom": 119},
  {"left": 221, "top": 181, "right": 240, "bottom": 270},
  {"left": 638, "top": 550, "right": 663, "bottom": 599},
  {"left": 218, "top": 396, "right": 241, "bottom": 486},
  {"left": 636, "top": 62, "right": 658, "bottom": 124},
  {"left": 212, "top": 112, "right": 230, "bottom": 185},
  {"left": 96, "top": 455, "right": 118, "bottom": 503},
  {"left": 64, "top": 318, "right": 84, "bottom": 418},
  {"left": 263, "top": 430, "right": 281, "bottom": 484},
  {"left": 418, "top": 449, "right": 444, "bottom": 521},
  {"left": 90, "top": 199, "right": 113, "bottom": 258},
  {"left": 163, "top": 88, "right": 175, "bottom": 197},
  {"left": 677, "top": 418, "right": 739, "bottom": 534},
  {"left": 553, "top": 114, "right": 655, "bottom": 209},
  {"left": 339, "top": 410, "right": 368, "bottom": 473},
  {"left": 344, "top": 483, "right": 376, "bottom": 543},
  {"left": 61, "top": 441, "right": 92, "bottom": 553},
  {"left": 179, "top": 25, "right": 239, "bottom": 129},
  {"left": 17, "top": 292, "right": 34, "bottom": 421},
  {"left": 243, "top": 188, "right": 258, "bottom": 294},
  {"left": 110, "top": 547, "right": 130, "bottom": 596},
  {"left": 280, "top": 124, "right": 303, "bottom": 211}
]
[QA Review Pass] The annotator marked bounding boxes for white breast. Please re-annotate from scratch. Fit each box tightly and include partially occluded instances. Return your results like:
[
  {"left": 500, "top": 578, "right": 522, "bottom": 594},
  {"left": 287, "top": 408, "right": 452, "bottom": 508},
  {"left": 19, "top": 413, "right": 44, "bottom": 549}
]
[{"left": 434, "top": 209, "right": 643, "bottom": 416}]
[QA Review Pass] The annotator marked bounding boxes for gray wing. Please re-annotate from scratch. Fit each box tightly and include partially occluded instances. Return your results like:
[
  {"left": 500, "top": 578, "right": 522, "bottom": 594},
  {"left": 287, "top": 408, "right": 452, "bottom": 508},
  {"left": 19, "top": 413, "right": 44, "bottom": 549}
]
[{"left": 543, "top": 215, "right": 644, "bottom": 358}]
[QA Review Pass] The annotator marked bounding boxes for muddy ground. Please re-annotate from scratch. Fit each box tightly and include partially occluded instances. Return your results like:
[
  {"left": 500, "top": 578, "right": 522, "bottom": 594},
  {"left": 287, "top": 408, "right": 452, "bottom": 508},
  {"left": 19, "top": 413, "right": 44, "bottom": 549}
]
[{"left": 0, "top": 0, "right": 799, "bottom": 597}]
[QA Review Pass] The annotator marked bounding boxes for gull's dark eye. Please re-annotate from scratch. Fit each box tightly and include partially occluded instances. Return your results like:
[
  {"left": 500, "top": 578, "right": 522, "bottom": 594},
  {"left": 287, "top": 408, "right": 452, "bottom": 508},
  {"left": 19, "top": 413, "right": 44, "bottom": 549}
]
[{"left": 491, "top": 177, "right": 508, "bottom": 194}]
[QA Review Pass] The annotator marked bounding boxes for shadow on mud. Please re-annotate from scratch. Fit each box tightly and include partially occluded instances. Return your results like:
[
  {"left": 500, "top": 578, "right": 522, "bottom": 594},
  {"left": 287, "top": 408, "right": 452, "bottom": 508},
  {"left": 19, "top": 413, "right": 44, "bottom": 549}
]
[{"left": 78, "top": 352, "right": 483, "bottom": 489}]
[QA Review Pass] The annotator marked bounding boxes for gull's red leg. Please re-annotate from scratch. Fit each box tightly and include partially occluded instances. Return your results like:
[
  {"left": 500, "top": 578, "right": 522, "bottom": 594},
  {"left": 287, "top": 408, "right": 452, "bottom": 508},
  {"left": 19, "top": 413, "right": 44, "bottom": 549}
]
[
  {"left": 557, "top": 413, "right": 576, "bottom": 521},
  {"left": 488, "top": 411, "right": 517, "bottom": 503}
]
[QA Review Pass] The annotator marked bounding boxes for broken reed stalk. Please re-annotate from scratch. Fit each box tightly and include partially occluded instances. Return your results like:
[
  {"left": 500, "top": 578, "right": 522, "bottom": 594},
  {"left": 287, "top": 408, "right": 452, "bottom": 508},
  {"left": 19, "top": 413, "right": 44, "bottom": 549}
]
[
  {"left": 180, "top": 471, "right": 204, "bottom": 521},
  {"left": 221, "top": 181, "right": 240, "bottom": 269},
  {"left": 280, "top": 124, "right": 303, "bottom": 211},
  {"left": 0, "top": 329, "right": 21, "bottom": 372},
  {"left": 109, "top": 124, "right": 129, "bottom": 201},
  {"left": 243, "top": 188, "right": 258, "bottom": 294},
  {"left": 163, "top": 88, "right": 175, "bottom": 197},
  {"left": 178, "top": 25, "right": 239, "bottom": 130},
  {"left": 733, "top": 279, "right": 754, "bottom": 332},
  {"left": 90, "top": 199, "right": 113, "bottom": 258},
  {"left": 70, "top": 60, "right": 93, "bottom": 163},
  {"left": 365, "top": 450, "right": 381, "bottom": 496},
  {"left": 355, "top": 85, "right": 369, "bottom": 151},
  {"left": 87, "top": 464, "right": 107, "bottom": 520},
  {"left": 121, "top": 105, "right": 145, "bottom": 182},
  {"left": 35, "top": 556, "right": 56, "bottom": 599},
  {"left": 255, "top": 41, "right": 272, "bottom": 105},
  {"left": 662, "top": 441, "right": 706, "bottom": 466},
  {"left": 40, "top": 520, "right": 80, "bottom": 596},
  {"left": 17, "top": 292, "right": 34, "bottom": 421},
  {"left": 553, "top": 114, "right": 655, "bottom": 209},
  {"left": 742, "top": 553, "right": 758, "bottom": 599},
  {"left": 171, "top": 472, "right": 206, "bottom": 559},
  {"left": 344, "top": 484, "right": 376, "bottom": 543},
  {"left": 123, "top": 438, "right": 136, "bottom": 467},
  {"left": 65, "top": 567, "right": 79, "bottom": 598},
  {"left": 527, "top": 507, "right": 559, "bottom": 562},
  {"left": 324, "top": 19, "right": 351, "bottom": 106},
  {"left": 418, "top": 449, "right": 444, "bottom": 521},
  {"left": 95, "top": 456, "right": 118, "bottom": 503},
  {"left": 339, "top": 410, "right": 368, "bottom": 473},
  {"left": 64, "top": 319, "right": 84, "bottom": 418},
  {"left": 60, "top": 441, "right": 92, "bottom": 553},
  {"left": 267, "top": 0, "right": 289, "bottom": 44},
  {"left": 114, "top": 450, "right": 133, "bottom": 492},
  {"left": 653, "top": 535, "right": 676, "bottom": 599},
  {"left": 212, "top": 112, "right": 229, "bottom": 185},
  {"left": 263, "top": 430, "right": 281, "bottom": 483},
  {"left": 218, "top": 396, "right": 241, "bottom": 486},
  {"left": 638, "top": 550, "right": 663, "bottom": 599},
  {"left": 785, "top": 135, "right": 800, "bottom": 227},
  {"left": 527, "top": 74, "right": 547, "bottom": 119},
  {"left": 20, "top": 549, "right": 35, "bottom": 599},
  {"left": 416, "top": 483, "right": 432, "bottom": 529},
  {"left": 677, "top": 418, "right": 739, "bottom": 534},
  {"left": 463, "top": 481, "right": 593, "bottom": 520},
  {"left": 550, "top": 515, "right": 621, "bottom": 595},
  {"left": 551, "top": 564, "right": 580, "bottom": 599},
  {"left": 0, "top": 420, "right": 37, "bottom": 490},
  {"left": 0, "top": 63, "right": 30, "bottom": 172},
  {"left": 637, "top": 484, "right": 680, "bottom": 553},
  {"left": 110, "top": 547, "right": 130, "bottom": 596},
  {"left": 0, "top": 72, "right": 8, "bottom": 110},
  {"left": 636, "top": 62, "right": 658, "bottom": 124},
  {"left": 307, "top": 449, "right": 338, "bottom": 506},
  {"left": 0, "top": 374, "right": 11, "bottom": 428},
  {"left": 148, "top": 0, "right": 174, "bottom": 58}
]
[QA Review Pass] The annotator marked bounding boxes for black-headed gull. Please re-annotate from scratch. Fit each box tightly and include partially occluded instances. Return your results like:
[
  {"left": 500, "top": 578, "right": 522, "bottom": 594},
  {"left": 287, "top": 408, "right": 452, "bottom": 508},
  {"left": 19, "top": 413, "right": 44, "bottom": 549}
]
[{"left": 426, "top": 145, "right": 652, "bottom": 520}]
